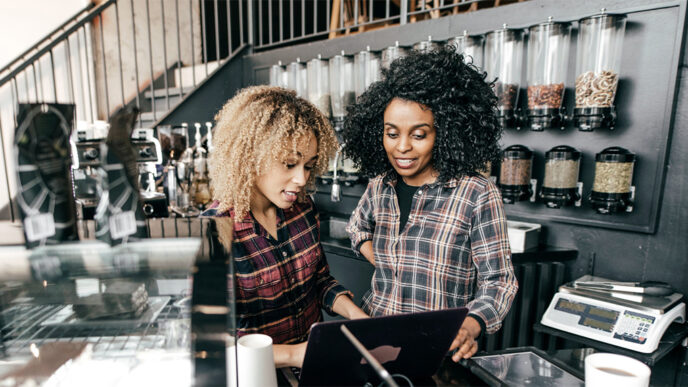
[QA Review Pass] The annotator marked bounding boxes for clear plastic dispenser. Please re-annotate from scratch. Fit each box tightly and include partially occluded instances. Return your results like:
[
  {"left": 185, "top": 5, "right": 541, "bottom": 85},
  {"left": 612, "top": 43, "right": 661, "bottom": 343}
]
[
  {"left": 526, "top": 18, "right": 572, "bottom": 131},
  {"left": 329, "top": 51, "right": 355, "bottom": 132},
  {"left": 413, "top": 35, "right": 440, "bottom": 53},
  {"left": 485, "top": 26, "right": 525, "bottom": 129},
  {"left": 573, "top": 11, "right": 627, "bottom": 131},
  {"left": 590, "top": 146, "right": 635, "bottom": 214},
  {"left": 354, "top": 46, "right": 381, "bottom": 98},
  {"left": 287, "top": 58, "right": 307, "bottom": 97},
  {"left": 381, "top": 41, "right": 408, "bottom": 70},
  {"left": 540, "top": 145, "right": 581, "bottom": 208},
  {"left": 448, "top": 31, "right": 485, "bottom": 69},
  {"left": 269, "top": 61, "right": 286, "bottom": 88},
  {"left": 499, "top": 145, "right": 533, "bottom": 203},
  {"left": 307, "top": 55, "right": 331, "bottom": 117}
]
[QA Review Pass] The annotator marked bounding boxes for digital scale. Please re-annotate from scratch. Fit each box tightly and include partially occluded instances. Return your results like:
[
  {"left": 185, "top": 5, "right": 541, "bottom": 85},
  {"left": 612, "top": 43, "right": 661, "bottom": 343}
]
[{"left": 541, "top": 275, "right": 686, "bottom": 353}]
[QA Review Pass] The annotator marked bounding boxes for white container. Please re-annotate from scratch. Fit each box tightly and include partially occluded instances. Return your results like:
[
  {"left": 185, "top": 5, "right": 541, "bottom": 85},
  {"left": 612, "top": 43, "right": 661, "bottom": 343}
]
[
  {"left": 227, "top": 334, "right": 277, "bottom": 387},
  {"left": 585, "top": 352, "right": 650, "bottom": 387},
  {"left": 506, "top": 220, "right": 541, "bottom": 252}
]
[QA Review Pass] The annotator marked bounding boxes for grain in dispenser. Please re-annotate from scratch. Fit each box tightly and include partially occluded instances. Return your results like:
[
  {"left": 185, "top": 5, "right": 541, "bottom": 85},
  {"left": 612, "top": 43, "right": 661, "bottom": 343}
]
[
  {"left": 540, "top": 145, "right": 581, "bottom": 208},
  {"left": 590, "top": 146, "right": 635, "bottom": 214},
  {"left": 499, "top": 145, "right": 533, "bottom": 203},
  {"left": 329, "top": 51, "right": 355, "bottom": 132},
  {"left": 307, "top": 55, "right": 331, "bottom": 117}
]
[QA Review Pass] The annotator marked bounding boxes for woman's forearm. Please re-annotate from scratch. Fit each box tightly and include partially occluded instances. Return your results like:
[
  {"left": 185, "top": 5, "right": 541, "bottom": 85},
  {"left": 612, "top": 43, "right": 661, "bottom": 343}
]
[
  {"left": 273, "top": 342, "right": 307, "bottom": 368},
  {"left": 359, "top": 240, "right": 375, "bottom": 265},
  {"left": 332, "top": 294, "right": 369, "bottom": 320}
]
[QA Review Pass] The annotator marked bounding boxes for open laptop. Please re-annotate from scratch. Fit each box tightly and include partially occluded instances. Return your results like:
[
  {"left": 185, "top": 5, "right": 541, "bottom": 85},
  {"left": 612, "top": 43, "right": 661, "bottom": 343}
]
[{"left": 297, "top": 307, "right": 468, "bottom": 386}]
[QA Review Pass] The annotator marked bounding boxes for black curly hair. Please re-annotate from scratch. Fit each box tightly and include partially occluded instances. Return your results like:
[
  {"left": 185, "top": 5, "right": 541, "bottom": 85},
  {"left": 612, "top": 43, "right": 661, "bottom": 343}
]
[{"left": 342, "top": 45, "right": 501, "bottom": 182}]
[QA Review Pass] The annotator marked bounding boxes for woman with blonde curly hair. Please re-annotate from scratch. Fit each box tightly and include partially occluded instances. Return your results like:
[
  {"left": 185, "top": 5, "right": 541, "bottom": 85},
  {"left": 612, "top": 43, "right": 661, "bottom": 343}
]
[{"left": 204, "top": 86, "right": 368, "bottom": 368}]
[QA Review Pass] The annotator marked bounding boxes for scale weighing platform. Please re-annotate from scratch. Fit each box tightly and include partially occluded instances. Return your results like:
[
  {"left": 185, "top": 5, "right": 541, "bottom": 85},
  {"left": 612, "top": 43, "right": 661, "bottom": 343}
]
[{"left": 541, "top": 275, "right": 686, "bottom": 354}]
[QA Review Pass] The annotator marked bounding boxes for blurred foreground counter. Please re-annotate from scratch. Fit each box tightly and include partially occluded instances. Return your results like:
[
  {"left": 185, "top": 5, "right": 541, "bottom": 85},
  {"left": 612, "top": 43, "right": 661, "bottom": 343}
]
[{"left": 0, "top": 237, "right": 232, "bottom": 387}]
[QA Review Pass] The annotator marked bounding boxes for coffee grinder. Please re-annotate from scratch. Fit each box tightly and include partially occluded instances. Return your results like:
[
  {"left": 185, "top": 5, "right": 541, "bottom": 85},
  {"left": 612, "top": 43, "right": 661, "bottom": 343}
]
[
  {"left": 131, "top": 128, "right": 168, "bottom": 218},
  {"left": 71, "top": 120, "right": 109, "bottom": 220}
]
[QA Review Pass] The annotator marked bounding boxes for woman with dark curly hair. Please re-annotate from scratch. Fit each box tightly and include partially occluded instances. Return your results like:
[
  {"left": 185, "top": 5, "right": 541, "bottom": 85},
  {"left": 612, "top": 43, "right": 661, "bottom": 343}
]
[
  {"left": 204, "top": 86, "right": 368, "bottom": 368},
  {"left": 344, "top": 46, "right": 518, "bottom": 361}
]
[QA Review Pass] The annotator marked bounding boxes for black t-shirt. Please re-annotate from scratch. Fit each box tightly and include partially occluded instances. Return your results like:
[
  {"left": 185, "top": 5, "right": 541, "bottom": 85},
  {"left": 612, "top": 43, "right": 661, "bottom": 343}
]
[{"left": 395, "top": 178, "right": 420, "bottom": 234}]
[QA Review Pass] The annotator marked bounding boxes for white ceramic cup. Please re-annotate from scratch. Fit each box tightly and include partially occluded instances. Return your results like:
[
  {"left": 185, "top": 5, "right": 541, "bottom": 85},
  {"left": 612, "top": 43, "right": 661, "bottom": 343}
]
[
  {"left": 585, "top": 352, "right": 650, "bottom": 387},
  {"left": 227, "top": 334, "right": 278, "bottom": 387}
]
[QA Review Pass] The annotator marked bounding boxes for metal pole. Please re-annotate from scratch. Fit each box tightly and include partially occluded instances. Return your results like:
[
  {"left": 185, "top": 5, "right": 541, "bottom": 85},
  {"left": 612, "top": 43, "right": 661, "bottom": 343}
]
[
  {"left": 268, "top": 0, "right": 273, "bottom": 45},
  {"left": 115, "top": 2, "right": 126, "bottom": 107},
  {"left": 81, "top": 27, "right": 96, "bottom": 121},
  {"left": 189, "top": 0, "right": 196, "bottom": 87},
  {"left": 279, "top": 0, "right": 283, "bottom": 42},
  {"left": 73, "top": 33, "right": 86, "bottom": 119},
  {"left": 49, "top": 50, "right": 58, "bottom": 101},
  {"left": 213, "top": 0, "right": 220, "bottom": 61},
  {"left": 64, "top": 38, "right": 76, "bottom": 104},
  {"left": 247, "top": 0, "right": 254, "bottom": 45},
  {"left": 400, "top": 0, "right": 408, "bottom": 25},
  {"left": 201, "top": 0, "right": 209, "bottom": 77},
  {"left": 226, "top": 0, "right": 233, "bottom": 55},
  {"left": 176, "top": 0, "right": 184, "bottom": 97},
  {"left": 145, "top": 0, "right": 157, "bottom": 121},
  {"left": 161, "top": 0, "right": 171, "bottom": 110},
  {"left": 98, "top": 14, "right": 111, "bottom": 117},
  {"left": 131, "top": 0, "right": 142, "bottom": 127}
]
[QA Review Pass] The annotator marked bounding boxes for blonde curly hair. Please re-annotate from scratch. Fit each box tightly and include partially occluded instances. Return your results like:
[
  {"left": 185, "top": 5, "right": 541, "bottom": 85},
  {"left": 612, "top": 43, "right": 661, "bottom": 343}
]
[{"left": 209, "top": 86, "right": 338, "bottom": 219}]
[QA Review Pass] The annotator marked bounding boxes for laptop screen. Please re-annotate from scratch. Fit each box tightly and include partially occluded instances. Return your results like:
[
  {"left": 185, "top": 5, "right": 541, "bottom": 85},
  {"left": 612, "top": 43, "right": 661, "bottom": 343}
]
[{"left": 298, "top": 307, "right": 468, "bottom": 386}]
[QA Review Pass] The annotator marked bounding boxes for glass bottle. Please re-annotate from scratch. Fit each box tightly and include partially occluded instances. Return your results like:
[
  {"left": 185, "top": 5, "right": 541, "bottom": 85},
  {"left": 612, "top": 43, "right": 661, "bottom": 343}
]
[
  {"left": 526, "top": 18, "right": 572, "bottom": 130},
  {"left": 485, "top": 25, "right": 525, "bottom": 128},
  {"left": 573, "top": 11, "right": 627, "bottom": 131},
  {"left": 540, "top": 145, "right": 581, "bottom": 208},
  {"left": 590, "top": 146, "right": 635, "bottom": 214},
  {"left": 499, "top": 145, "right": 533, "bottom": 203}
]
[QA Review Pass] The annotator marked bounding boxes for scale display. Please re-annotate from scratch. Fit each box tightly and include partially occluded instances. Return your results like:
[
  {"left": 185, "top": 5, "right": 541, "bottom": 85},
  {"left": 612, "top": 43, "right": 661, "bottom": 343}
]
[{"left": 542, "top": 291, "right": 685, "bottom": 353}]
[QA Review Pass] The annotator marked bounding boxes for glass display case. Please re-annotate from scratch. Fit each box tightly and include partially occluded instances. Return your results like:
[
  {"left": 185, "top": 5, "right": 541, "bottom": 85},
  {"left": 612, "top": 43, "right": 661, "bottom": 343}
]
[{"left": 0, "top": 237, "right": 233, "bottom": 386}]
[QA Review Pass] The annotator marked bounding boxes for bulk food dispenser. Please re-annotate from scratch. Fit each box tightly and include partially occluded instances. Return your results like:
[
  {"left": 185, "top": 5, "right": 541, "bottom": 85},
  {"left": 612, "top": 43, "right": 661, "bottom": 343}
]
[
  {"left": 485, "top": 26, "right": 525, "bottom": 129},
  {"left": 287, "top": 58, "right": 308, "bottom": 98},
  {"left": 499, "top": 145, "right": 534, "bottom": 203},
  {"left": 413, "top": 35, "right": 440, "bottom": 53},
  {"left": 307, "top": 55, "right": 331, "bottom": 117},
  {"left": 526, "top": 19, "right": 572, "bottom": 131},
  {"left": 329, "top": 51, "right": 355, "bottom": 132},
  {"left": 590, "top": 146, "right": 635, "bottom": 214},
  {"left": 381, "top": 41, "right": 408, "bottom": 70},
  {"left": 573, "top": 11, "right": 627, "bottom": 131},
  {"left": 354, "top": 46, "right": 381, "bottom": 98},
  {"left": 540, "top": 145, "right": 581, "bottom": 208},
  {"left": 269, "top": 61, "right": 286, "bottom": 88},
  {"left": 448, "top": 31, "right": 484, "bottom": 69}
]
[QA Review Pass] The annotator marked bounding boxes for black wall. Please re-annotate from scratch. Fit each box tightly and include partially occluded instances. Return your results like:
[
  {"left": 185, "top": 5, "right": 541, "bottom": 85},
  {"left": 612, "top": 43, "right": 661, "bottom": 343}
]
[{"left": 168, "top": 0, "right": 688, "bottom": 295}]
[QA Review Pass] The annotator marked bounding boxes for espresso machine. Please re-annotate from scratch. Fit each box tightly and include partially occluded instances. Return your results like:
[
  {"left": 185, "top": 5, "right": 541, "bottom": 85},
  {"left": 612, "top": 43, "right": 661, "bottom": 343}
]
[
  {"left": 71, "top": 120, "right": 109, "bottom": 220},
  {"left": 131, "top": 128, "right": 168, "bottom": 218}
]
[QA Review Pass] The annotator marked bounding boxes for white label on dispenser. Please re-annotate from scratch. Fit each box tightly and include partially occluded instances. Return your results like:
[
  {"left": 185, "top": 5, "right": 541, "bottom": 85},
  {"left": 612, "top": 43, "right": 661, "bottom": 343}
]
[
  {"left": 110, "top": 211, "right": 137, "bottom": 240},
  {"left": 25, "top": 213, "right": 56, "bottom": 242}
]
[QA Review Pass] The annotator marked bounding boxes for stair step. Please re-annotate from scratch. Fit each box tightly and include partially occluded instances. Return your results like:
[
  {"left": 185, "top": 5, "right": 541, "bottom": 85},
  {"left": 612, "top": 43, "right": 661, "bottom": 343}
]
[
  {"left": 174, "top": 61, "right": 221, "bottom": 89},
  {"left": 143, "top": 87, "right": 192, "bottom": 98},
  {"left": 138, "top": 111, "right": 168, "bottom": 125}
]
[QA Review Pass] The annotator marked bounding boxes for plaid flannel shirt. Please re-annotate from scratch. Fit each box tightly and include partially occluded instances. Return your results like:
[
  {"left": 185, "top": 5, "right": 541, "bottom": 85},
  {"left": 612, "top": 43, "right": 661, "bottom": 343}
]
[
  {"left": 204, "top": 198, "right": 352, "bottom": 344},
  {"left": 346, "top": 173, "right": 518, "bottom": 334}
]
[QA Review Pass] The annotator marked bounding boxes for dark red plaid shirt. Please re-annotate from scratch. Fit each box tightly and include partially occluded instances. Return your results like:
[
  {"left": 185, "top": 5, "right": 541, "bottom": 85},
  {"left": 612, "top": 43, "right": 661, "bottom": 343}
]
[{"left": 204, "top": 198, "right": 352, "bottom": 344}]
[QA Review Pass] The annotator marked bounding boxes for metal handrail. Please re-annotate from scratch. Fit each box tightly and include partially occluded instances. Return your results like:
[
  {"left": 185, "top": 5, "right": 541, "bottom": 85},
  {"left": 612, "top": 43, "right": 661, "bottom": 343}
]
[
  {"left": 0, "top": 0, "right": 116, "bottom": 89},
  {"left": 0, "top": 3, "right": 95, "bottom": 77}
]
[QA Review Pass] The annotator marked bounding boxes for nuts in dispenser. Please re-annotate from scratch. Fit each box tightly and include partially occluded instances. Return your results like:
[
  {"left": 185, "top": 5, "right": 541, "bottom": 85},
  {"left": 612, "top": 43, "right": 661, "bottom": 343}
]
[
  {"left": 495, "top": 82, "right": 519, "bottom": 111},
  {"left": 528, "top": 83, "right": 565, "bottom": 109},
  {"left": 575, "top": 70, "right": 619, "bottom": 108}
]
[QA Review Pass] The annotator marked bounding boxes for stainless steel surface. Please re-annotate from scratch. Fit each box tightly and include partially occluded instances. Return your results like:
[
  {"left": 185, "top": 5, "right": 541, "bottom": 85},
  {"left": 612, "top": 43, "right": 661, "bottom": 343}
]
[
  {"left": 560, "top": 275, "right": 683, "bottom": 313},
  {"left": 471, "top": 351, "right": 584, "bottom": 386}
]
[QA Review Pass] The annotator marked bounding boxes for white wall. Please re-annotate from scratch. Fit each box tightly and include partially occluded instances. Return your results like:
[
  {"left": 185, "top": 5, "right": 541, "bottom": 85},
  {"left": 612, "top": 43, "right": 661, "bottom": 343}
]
[{"left": 0, "top": 0, "right": 90, "bottom": 221}]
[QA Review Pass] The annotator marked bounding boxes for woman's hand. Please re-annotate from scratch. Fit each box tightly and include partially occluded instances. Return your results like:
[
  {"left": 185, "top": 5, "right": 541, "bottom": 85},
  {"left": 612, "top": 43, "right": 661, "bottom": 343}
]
[
  {"left": 273, "top": 342, "right": 308, "bottom": 368},
  {"left": 332, "top": 295, "right": 369, "bottom": 320},
  {"left": 449, "top": 316, "right": 481, "bottom": 362}
]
